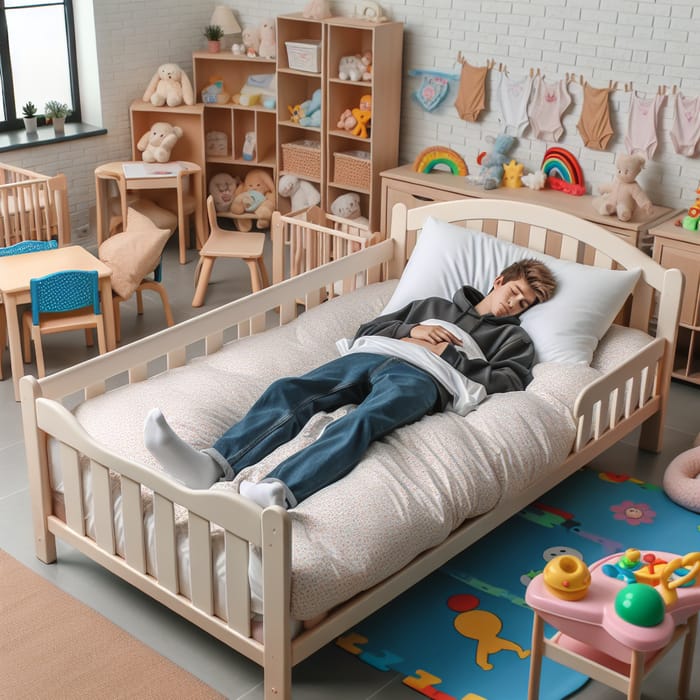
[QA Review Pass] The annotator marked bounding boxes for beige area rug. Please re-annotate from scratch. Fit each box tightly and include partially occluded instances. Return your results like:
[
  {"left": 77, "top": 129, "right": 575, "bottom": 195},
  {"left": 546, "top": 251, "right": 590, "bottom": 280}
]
[{"left": 0, "top": 550, "right": 225, "bottom": 699}]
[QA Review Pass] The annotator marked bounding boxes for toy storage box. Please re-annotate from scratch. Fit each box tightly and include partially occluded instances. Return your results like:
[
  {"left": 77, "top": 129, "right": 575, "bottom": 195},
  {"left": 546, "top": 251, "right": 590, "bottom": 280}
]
[
  {"left": 281, "top": 140, "right": 322, "bottom": 180},
  {"left": 333, "top": 150, "right": 371, "bottom": 190},
  {"left": 285, "top": 40, "right": 322, "bottom": 73}
]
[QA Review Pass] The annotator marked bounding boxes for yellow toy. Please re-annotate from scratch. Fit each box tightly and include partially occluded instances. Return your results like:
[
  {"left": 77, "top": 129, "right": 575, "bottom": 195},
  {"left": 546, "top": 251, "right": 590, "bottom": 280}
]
[
  {"left": 503, "top": 159, "right": 524, "bottom": 188},
  {"left": 351, "top": 94, "right": 372, "bottom": 138}
]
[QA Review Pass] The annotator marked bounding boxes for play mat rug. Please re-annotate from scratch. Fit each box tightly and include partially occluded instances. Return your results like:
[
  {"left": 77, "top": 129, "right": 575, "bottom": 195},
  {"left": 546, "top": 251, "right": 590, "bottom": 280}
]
[{"left": 336, "top": 467, "right": 700, "bottom": 700}]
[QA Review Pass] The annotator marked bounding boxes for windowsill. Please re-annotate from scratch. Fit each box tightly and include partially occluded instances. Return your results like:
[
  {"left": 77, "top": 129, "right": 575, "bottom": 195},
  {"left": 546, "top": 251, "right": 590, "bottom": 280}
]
[{"left": 0, "top": 122, "right": 107, "bottom": 153}]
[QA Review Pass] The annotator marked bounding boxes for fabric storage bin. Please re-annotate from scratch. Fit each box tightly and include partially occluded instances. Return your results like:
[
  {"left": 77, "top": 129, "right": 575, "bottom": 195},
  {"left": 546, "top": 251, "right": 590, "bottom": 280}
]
[
  {"left": 333, "top": 150, "right": 371, "bottom": 190},
  {"left": 281, "top": 140, "right": 321, "bottom": 179},
  {"left": 285, "top": 40, "right": 322, "bottom": 73}
]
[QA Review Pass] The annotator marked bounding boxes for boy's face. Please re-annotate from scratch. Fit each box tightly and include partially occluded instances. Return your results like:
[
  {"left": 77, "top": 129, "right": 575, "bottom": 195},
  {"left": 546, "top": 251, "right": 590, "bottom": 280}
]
[{"left": 483, "top": 275, "right": 538, "bottom": 317}]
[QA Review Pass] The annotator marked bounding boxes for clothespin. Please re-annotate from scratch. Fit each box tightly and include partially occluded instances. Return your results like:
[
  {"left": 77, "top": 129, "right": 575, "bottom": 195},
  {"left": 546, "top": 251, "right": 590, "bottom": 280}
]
[
  {"left": 672, "top": 84, "right": 678, "bottom": 95},
  {"left": 579, "top": 74, "right": 585, "bottom": 86},
  {"left": 457, "top": 51, "right": 464, "bottom": 65},
  {"left": 657, "top": 85, "right": 666, "bottom": 96},
  {"left": 608, "top": 80, "right": 618, "bottom": 91},
  {"left": 624, "top": 82, "right": 633, "bottom": 92}
]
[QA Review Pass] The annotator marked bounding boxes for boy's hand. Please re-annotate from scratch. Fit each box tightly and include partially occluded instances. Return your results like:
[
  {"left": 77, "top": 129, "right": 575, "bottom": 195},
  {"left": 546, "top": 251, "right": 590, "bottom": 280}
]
[
  {"left": 400, "top": 337, "right": 449, "bottom": 356},
  {"left": 408, "top": 324, "right": 462, "bottom": 346}
]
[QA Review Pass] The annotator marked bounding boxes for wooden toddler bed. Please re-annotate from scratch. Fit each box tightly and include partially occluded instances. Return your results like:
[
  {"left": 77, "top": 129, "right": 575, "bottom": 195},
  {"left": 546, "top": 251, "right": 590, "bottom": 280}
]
[{"left": 21, "top": 199, "right": 683, "bottom": 699}]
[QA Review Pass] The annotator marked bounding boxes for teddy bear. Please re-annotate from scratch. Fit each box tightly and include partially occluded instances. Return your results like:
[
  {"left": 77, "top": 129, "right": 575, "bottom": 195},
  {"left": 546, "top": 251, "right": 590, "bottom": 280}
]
[
  {"left": 142, "top": 63, "right": 194, "bottom": 107},
  {"left": 303, "top": 0, "right": 332, "bottom": 19},
  {"left": 592, "top": 152, "right": 653, "bottom": 222},
  {"left": 257, "top": 18, "right": 276, "bottom": 59},
  {"left": 136, "top": 122, "right": 183, "bottom": 163},
  {"left": 209, "top": 173, "right": 241, "bottom": 212},
  {"left": 278, "top": 174, "right": 321, "bottom": 212},
  {"left": 242, "top": 26, "right": 260, "bottom": 56},
  {"left": 338, "top": 53, "right": 372, "bottom": 81},
  {"left": 231, "top": 169, "right": 276, "bottom": 231},
  {"left": 467, "top": 134, "right": 518, "bottom": 190}
]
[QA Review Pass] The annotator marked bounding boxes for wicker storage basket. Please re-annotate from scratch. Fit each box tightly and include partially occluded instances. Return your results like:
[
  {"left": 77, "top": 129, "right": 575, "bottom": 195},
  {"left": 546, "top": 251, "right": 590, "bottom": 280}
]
[
  {"left": 333, "top": 150, "right": 371, "bottom": 190},
  {"left": 281, "top": 140, "right": 321, "bottom": 180}
]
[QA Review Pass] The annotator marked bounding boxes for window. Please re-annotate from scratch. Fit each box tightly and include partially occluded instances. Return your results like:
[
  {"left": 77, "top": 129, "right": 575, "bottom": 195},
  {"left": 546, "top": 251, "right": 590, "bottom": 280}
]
[{"left": 0, "top": 0, "right": 81, "bottom": 131}]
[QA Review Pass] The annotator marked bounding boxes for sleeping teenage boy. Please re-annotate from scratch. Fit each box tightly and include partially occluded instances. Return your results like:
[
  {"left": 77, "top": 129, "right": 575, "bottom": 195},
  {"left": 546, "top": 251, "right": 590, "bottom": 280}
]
[{"left": 145, "top": 258, "right": 556, "bottom": 509}]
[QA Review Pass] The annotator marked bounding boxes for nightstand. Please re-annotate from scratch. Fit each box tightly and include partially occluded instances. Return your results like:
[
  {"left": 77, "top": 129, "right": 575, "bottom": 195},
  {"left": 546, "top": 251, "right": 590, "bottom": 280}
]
[{"left": 649, "top": 220, "right": 700, "bottom": 385}]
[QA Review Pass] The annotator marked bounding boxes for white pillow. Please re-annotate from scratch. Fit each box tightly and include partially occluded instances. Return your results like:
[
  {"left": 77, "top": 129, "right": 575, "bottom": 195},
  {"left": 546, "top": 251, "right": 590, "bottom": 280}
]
[{"left": 382, "top": 216, "right": 641, "bottom": 365}]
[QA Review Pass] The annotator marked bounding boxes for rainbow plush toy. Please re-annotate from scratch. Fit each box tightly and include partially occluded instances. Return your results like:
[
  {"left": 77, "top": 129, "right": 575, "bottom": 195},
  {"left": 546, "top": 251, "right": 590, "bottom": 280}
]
[
  {"left": 541, "top": 147, "right": 585, "bottom": 195},
  {"left": 413, "top": 146, "right": 468, "bottom": 176}
]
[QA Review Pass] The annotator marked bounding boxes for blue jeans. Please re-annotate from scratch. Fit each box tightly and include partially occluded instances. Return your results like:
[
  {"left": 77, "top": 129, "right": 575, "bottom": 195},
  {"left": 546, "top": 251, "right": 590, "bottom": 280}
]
[{"left": 206, "top": 353, "right": 439, "bottom": 505}]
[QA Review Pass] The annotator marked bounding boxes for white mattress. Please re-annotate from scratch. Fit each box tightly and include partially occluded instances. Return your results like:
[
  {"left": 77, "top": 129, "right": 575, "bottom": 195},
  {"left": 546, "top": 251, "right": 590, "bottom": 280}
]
[{"left": 49, "top": 280, "right": 654, "bottom": 621}]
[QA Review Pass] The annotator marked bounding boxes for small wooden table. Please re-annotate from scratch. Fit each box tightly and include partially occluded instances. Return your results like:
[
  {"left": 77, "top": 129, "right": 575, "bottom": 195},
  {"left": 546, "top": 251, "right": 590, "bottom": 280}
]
[
  {"left": 94, "top": 161, "right": 205, "bottom": 264},
  {"left": 0, "top": 245, "right": 116, "bottom": 400}
]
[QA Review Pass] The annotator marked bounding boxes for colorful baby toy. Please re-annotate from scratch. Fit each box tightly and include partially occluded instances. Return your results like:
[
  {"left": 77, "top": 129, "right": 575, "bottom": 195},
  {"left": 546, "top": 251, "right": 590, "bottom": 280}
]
[
  {"left": 527, "top": 548, "right": 700, "bottom": 700},
  {"left": 680, "top": 187, "right": 700, "bottom": 231}
]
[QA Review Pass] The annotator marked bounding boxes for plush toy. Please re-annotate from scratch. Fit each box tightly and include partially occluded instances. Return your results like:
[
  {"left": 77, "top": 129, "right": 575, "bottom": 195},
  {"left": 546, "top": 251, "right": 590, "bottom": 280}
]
[
  {"left": 337, "top": 108, "right": 357, "bottom": 131},
  {"left": 467, "top": 134, "right": 517, "bottom": 190},
  {"left": 521, "top": 169, "right": 547, "bottom": 190},
  {"left": 299, "top": 88, "right": 322, "bottom": 127},
  {"left": 303, "top": 0, "right": 332, "bottom": 19},
  {"left": 592, "top": 152, "right": 653, "bottom": 222},
  {"left": 351, "top": 94, "right": 372, "bottom": 138},
  {"left": 242, "top": 26, "right": 260, "bottom": 56},
  {"left": 502, "top": 159, "right": 524, "bottom": 188},
  {"left": 278, "top": 174, "right": 321, "bottom": 212},
  {"left": 231, "top": 169, "right": 275, "bottom": 231},
  {"left": 209, "top": 173, "right": 241, "bottom": 212},
  {"left": 338, "top": 53, "right": 372, "bottom": 81},
  {"left": 142, "top": 63, "right": 194, "bottom": 107},
  {"left": 136, "top": 122, "right": 183, "bottom": 163},
  {"left": 330, "top": 193, "right": 369, "bottom": 226},
  {"left": 258, "top": 18, "right": 276, "bottom": 59}
]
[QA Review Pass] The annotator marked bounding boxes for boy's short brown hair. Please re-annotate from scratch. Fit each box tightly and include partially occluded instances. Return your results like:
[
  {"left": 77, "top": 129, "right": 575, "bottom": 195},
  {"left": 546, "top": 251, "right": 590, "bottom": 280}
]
[{"left": 499, "top": 258, "right": 557, "bottom": 304}]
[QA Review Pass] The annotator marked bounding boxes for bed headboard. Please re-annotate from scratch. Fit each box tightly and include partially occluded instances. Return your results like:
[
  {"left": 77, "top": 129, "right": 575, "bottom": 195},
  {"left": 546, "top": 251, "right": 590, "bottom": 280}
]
[{"left": 387, "top": 198, "right": 682, "bottom": 344}]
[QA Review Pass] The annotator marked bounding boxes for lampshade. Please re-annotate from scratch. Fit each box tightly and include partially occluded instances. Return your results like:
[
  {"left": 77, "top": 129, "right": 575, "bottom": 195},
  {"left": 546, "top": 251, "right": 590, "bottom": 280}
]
[{"left": 210, "top": 6, "right": 241, "bottom": 35}]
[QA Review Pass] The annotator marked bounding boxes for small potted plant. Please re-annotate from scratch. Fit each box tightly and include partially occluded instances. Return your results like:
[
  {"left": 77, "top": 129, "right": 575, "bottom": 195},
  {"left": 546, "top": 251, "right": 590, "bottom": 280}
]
[
  {"left": 22, "top": 101, "right": 39, "bottom": 135},
  {"left": 203, "top": 24, "right": 224, "bottom": 53},
  {"left": 44, "top": 100, "right": 72, "bottom": 134}
]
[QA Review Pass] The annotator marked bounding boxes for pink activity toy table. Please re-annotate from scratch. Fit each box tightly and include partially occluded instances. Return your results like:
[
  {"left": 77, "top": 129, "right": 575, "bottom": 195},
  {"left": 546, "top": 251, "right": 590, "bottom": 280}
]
[{"left": 526, "top": 549, "right": 700, "bottom": 700}]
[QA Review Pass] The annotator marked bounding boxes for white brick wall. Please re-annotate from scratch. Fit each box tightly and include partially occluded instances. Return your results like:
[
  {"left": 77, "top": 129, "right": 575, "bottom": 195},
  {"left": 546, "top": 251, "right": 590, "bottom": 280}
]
[{"left": 3, "top": 0, "right": 699, "bottom": 238}]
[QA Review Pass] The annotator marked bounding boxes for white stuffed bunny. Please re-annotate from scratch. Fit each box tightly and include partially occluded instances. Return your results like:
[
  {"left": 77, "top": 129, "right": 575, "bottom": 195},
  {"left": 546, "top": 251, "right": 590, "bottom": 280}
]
[
  {"left": 142, "top": 63, "right": 194, "bottom": 107},
  {"left": 278, "top": 174, "right": 321, "bottom": 212}
]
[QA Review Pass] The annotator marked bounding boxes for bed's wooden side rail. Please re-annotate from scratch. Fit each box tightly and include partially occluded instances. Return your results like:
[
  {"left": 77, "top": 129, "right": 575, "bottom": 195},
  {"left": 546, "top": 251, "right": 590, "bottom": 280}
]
[
  {"left": 0, "top": 164, "right": 70, "bottom": 246},
  {"left": 22, "top": 238, "right": 394, "bottom": 404}
]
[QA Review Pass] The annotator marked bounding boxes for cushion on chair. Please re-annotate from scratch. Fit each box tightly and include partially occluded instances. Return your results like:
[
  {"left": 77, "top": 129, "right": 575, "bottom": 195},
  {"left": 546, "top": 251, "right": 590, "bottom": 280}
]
[{"left": 98, "top": 208, "right": 171, "bottom": 299}]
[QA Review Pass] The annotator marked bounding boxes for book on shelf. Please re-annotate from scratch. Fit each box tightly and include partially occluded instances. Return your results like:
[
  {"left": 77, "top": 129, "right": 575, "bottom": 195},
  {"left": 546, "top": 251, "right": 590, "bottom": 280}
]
[{"left": 122, "top": 162, "right": 186, "bottom": 179}]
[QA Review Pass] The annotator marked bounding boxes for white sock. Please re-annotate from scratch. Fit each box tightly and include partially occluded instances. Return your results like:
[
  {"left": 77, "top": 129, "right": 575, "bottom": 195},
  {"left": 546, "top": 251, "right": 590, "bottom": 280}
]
[
  {"left": 239, "top": 480, "right": 287, "bottom": 509},
  {"left": 144, "top": 408, "right": 222, "bottom": 489}
]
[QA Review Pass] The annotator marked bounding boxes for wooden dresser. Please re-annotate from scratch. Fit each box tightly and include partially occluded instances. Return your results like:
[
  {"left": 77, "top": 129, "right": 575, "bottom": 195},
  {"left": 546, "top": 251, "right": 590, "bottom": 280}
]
[
  {"left": 381, "top": 164, "right": 679, "bottom": 252},
  {"left": 649, "top": 219, "right": 700, "bottom": 385}
]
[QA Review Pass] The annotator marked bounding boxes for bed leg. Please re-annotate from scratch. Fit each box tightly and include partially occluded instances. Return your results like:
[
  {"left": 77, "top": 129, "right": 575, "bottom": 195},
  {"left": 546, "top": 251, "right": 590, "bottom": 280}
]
[
  {"left": 639, "top": 411, "right": 664, "bottom": 453},
  {"left": 19, "top": 375, "right": 58, "bottom": 563}
]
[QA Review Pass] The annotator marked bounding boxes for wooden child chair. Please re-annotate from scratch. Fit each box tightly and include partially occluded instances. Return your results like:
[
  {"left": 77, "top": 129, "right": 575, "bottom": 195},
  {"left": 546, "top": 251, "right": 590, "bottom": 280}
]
[{"left": 21, "top": 269, "right": 107, "bottom": 377}]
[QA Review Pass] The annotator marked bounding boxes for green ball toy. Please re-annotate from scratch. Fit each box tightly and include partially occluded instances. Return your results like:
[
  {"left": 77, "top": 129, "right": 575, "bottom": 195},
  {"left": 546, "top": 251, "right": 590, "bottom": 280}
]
[{"left": 614, "top": 583, "right": 665, "bottom": 627}]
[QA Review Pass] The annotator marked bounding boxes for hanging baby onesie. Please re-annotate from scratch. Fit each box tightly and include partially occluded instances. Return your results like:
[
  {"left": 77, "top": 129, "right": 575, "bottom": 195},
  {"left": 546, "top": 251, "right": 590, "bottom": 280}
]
[
  {"left": 624, "top": 91, "right": 665, "bottom": 160},
  {"left": 454, "top": 56, "right": 490, "bottom": 122},
  {"left": 528, "top": 76, "right": 572, "bottom": 142},
  {"left": 496, "top": 71, "right": 533, "bottom": 136},
  {"left": 670, "top": 92, "right": 700, "bottom": 157},
  {"left": 577, "top": 81, "right": 615, "bottom": 151}
]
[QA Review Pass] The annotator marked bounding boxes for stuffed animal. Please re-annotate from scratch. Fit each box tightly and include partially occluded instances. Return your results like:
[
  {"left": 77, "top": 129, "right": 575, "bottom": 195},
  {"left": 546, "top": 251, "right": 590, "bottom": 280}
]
[
  {"left": 303, "top": 0, "right": 332, "bottom": 19},
  {"left": 467, "top": 134, "right": 517, "bottom": 190},
  {"left": 142, "top": 63, "right": 194, "bottom": 107},
  {"left": 338, "top": 53, "right": 372, "bottom": 81},
  {"left": 209, "top": 173, "right": 241, "bottom": 212},
  {"left": 351, "top": 95, "right": 372, "bottom": 138},
  {"left": 299, "top": 88, "right": 322, "bottom": 127},
  {"left": 592, "top": 152, "right": 653, "bottom": 222},
  {"left": 337, "top": 108, "right": 357, "bottom": 131},
  {"left": 258, "top": 19, "right": 276, "bottom": 59},
  {"left": 231, "top": 169, "right": 275, "bottom": 231},
  {"left": 278, "top": 174, "right": 321, "bottom": 212},
  {"left": 242, "top": 25, "right": 260, "bottom": 56},
  {"left": 330, "top": 193, "right": 369, "bottom": 226},
  {"left": 136, "top": 122, "right": 183, "bottom": 163}
]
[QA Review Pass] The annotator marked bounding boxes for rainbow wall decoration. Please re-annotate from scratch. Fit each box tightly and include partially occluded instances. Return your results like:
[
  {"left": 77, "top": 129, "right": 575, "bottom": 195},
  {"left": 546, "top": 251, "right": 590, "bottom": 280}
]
[
  {"left": 541, "top": 147, "right": 585, "bottom": 195},
  {"left": 413, "top": 146, "right": 469, "bottom": 176}
]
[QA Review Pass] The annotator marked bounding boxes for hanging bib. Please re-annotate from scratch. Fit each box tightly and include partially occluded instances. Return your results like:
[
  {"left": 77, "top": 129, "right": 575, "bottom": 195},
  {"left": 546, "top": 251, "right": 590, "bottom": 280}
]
[{"left": 413, "top": 75, "right": 450, "bottom": 112}]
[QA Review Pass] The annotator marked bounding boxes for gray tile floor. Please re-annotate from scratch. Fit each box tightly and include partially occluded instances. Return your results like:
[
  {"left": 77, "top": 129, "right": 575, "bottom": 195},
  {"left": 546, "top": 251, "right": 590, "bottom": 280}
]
[{"left": 0, "top": 234, "right": 699, "bottom": 699}]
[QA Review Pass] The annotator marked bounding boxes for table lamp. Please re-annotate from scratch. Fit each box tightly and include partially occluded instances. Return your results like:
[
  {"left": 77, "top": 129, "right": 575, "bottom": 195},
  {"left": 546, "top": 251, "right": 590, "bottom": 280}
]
[{"left": 210, "top": 6, "right": 242, "bottom": 51}]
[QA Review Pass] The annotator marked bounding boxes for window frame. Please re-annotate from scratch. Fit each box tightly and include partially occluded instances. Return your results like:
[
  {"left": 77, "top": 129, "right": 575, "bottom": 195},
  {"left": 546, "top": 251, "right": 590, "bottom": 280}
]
[{"left": 0, "top": 0, "right": 82, "bottom": 132}]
